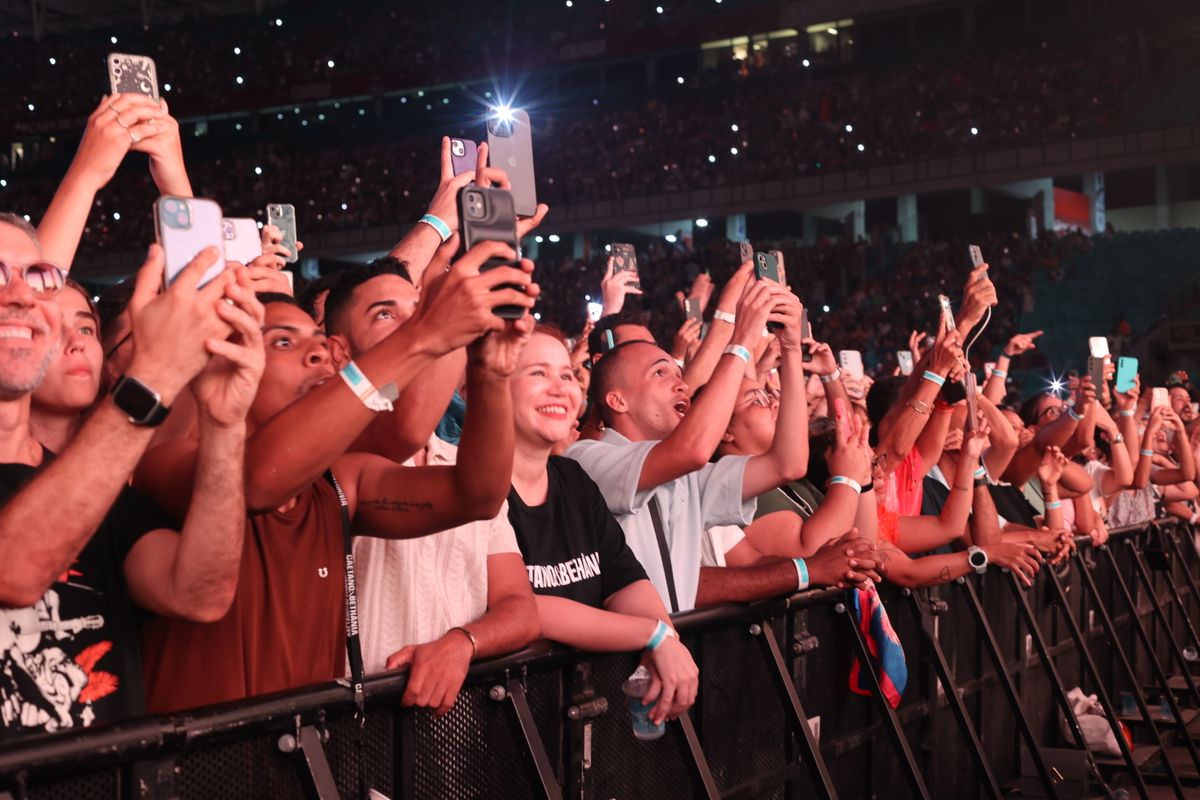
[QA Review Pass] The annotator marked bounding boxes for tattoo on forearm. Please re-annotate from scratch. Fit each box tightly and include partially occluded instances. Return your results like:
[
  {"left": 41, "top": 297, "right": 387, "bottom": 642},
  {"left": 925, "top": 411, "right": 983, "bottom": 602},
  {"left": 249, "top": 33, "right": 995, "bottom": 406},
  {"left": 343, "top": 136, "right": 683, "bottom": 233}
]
[
  {"left": 920, "top": 567, "right": 953, "bottom": 587},
  {"left": 362, "top": 498, "right": 434, "bottom": 513}
]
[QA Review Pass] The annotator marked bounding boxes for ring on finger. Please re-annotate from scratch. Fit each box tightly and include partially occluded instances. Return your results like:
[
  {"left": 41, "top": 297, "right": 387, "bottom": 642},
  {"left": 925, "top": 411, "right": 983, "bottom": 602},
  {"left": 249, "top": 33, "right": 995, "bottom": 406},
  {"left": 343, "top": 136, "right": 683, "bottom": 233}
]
[
  {"left": 114, "top": 115, "right": 132, "bottom": 130},
  {"left": 129, "top": 130, "right": 141, "bottom": 144}
]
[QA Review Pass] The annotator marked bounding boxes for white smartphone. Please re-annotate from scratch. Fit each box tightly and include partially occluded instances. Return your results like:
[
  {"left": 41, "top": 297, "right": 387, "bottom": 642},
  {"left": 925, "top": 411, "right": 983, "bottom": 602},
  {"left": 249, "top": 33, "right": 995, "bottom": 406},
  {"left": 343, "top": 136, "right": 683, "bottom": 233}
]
[
  {"left": 937, "top": 294, "right": 956, "bottom": 332},
  {"left": 586, "top": 301, "right": 603, "bottom": 323},
  {"left": 839, "top": 350, "right": 865, "bottom": 380},
  {"left": 1087, "top": 336, "right": 1110, "bottom": 390},
  {"left": 1152, "top": 387, "right": 1169, "bottom": 410},
  {"left": 896, "top": 350, "right": 914, "bottom": 376},
  {"left": 221, "top": 217, "right": 262, "bottom": 265},
  {"left": 155, "top": 196, "right": 225, "bottom": 287}
]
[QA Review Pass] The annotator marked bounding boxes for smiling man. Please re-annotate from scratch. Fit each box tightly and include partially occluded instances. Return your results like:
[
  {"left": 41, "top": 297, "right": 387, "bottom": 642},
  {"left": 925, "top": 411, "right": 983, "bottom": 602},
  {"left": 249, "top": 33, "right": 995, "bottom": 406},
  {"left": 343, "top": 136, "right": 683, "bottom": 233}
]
[{"left": 566, "top": 280, "right": 815, "bottom": 612}]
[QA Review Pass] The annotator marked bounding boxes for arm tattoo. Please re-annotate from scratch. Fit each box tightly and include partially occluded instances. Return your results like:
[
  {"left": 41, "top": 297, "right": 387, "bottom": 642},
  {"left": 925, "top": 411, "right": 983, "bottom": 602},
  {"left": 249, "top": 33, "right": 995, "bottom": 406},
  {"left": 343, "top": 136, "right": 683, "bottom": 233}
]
[
  {"left": 920, "top": 566, "right": 954, "bottom": 587},
  {"left": 361, "top": 497, "right": 434, "bottom": 513}
]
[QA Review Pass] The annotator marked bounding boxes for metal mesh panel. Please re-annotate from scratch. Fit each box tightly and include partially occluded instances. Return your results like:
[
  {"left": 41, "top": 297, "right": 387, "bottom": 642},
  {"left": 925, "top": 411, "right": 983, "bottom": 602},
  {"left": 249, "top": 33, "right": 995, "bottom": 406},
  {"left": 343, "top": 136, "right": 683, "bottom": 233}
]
[
  {"left": 175, "top": 727, "right": 306, "bottom": 799},
  {"left": 697, "top": 619, "right": 787, "bottom": 796},
  {"left": 587, "top": 651, "right": 693, "bottom": 798},
  {"left": 327, "top": 706, "right": 394, "bottom": 798},
  {"left": 26, "top": 767, "right": 120, "bottom": 800}
]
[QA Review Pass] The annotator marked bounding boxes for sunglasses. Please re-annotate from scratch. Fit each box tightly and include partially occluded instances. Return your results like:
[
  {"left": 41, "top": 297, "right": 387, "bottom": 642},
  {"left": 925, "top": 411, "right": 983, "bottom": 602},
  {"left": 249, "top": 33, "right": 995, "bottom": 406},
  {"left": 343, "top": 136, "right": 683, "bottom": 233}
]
[{"left": 0, "top": 261, "right": 67, "bottom": 296}]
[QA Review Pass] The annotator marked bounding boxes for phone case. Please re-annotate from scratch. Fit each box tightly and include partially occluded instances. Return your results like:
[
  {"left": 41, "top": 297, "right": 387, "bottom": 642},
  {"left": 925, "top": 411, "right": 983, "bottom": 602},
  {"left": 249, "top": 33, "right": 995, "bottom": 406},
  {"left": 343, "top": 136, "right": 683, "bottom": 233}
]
[
  {"left": 800, "top": 307, "right": 813, "bottom": 363},
  {"left": 738, "top": 241, "right": 753, "bottom": 263},
  {"left": 897, "top": 351, "right": 914, "bottom": 376},
  {"left": 754, "top": 252, "right": 781, "bottom": 283},
  {"left": 1115, "top": 357, "right": 1138, "bottom": 394},
  {"left": 937, "top": 294, "right": 956, "bottom": 332},
  {"left": 222, "top": 218, "right": 262, "bottom": 265},
  {"left": 685, "top": 298, "right": 703, "bottom": 325},
  {"left": 266, "top": 204, "right": 299, "bottom": 265},
  {"left": 610, "top": 243, "right": 639, "bottom": 290},
  {"left": 449, "top": 138, "right": 478, "bottom": 177},
  {"left": 459, "top": 186, "right": 523, "bottom": 319},
  {"left": 839, "top": 350, "right": 864, "bottom": 380},
  {"left": 486, "top": 109, "right": 537, "bottom": 217},
  {"left": 155, "top": 196, "right": 225, "bottom": 287},
  {"left": 587, "top": 302, "right": 604, "bottom": 323},
  {"left": 1087, "top": 337, "right": 1110, "bottom": 389},
  {"left": 107, "top": 53, "right": 159, "bottom": 99},
  {"left": 1152, "top": 388, "right": 1169, "bottom": 410},
  {"left": 968, "top": 244, "right": 984, "bottom": 268},
  {"left": 963, "top": 372, "right": 979, "bottom": 431}
]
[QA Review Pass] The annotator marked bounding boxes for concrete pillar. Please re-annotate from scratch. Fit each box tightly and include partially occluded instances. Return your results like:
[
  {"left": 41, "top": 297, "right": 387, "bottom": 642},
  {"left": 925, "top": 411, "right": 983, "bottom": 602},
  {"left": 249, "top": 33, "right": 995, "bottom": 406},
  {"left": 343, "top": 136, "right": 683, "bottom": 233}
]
[
  {"left": 1156, "top": 164, "right": 1170, "bottom": 230},
  {"left": 969, "top": 187, "right": 986, "bottom": 214},
  {"left": 1083, "top": 171, "right": 1106, "bottom": 233},
  {"left": 897, "top": 194, "right": 918, "bottom": 243},
  {"left": 726, "top": 213, "right": 747, "bottom": 243}
]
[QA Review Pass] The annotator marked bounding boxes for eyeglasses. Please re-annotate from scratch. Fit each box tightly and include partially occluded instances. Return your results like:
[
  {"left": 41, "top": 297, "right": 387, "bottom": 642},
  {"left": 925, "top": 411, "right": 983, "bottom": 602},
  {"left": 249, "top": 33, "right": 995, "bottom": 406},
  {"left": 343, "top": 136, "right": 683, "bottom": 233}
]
[
  {"left": 1037, "top": 405, "right": 1064, "bottom": 422},
  {"left": 0, "top": 261, "right": 66, "bottom": 296}
]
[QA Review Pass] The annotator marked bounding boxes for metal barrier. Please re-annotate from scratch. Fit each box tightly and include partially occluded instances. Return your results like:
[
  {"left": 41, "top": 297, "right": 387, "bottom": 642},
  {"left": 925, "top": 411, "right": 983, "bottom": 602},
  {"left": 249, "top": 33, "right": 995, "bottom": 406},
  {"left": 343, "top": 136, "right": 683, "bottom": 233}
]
[{"left": 2, "top": 519, "right": 1200, "bottom": 799}]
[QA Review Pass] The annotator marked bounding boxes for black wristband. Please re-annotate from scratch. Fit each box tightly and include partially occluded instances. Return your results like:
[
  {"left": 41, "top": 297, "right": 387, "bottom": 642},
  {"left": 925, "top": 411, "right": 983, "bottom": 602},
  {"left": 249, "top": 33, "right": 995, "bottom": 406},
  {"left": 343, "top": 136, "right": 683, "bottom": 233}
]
[{"left": 861, "top": 481, "right": 874, "bottom": 493}]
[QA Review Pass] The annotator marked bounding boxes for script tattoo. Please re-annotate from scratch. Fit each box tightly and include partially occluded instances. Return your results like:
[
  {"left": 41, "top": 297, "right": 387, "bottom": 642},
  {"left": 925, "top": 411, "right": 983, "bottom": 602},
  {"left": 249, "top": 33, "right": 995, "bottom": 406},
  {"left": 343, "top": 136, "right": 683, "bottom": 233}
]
[{"left": 361, "top": 497, "right": 434, "bottom": 513}]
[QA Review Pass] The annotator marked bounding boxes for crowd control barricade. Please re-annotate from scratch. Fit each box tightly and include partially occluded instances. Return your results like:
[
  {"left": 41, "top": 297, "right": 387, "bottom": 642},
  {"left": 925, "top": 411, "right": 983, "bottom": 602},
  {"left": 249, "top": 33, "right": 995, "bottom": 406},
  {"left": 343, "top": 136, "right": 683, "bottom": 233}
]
[{"left": 2, "top": 519, "right": 1200, "bottom": 799}]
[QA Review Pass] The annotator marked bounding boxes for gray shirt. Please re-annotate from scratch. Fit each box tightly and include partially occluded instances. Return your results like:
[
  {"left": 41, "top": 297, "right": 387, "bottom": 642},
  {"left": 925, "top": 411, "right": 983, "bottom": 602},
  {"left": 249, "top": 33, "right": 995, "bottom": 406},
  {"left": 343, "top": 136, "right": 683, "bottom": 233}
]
[{"left": 566, "top": 428, "right": 756, "bottom": 612}]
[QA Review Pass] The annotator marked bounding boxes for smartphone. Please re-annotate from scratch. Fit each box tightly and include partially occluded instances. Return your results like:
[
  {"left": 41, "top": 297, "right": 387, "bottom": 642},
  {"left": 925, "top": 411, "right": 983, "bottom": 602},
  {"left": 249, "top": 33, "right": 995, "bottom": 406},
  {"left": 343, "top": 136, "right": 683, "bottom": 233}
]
[
  {"left": 486, "top": 108, "right": 537, "bottom": 217},
  {"left": 266, "top": 204, "right": 299, "bottom": 264},
  {"left": 1087, "top": 337, "right": 1110, "bottom": 390},
  {"left": 610, "top": 243, "right": 639, "bottom": 291},
  {"left": 769, "top": 249, "right": 786, "bottom": 282},
  {"left": 221, "top": 217, "right": 262, "bottom": 265},
  {"left": 738, "top": 241, "right": 754, "bottom": 264},
  {"left": 754, "top": 251, "right": 782, "bottom": 283},
  {"left": 963, "top": 372, "right": 979, "bottom": 432},
  {"left": 897, "top": 350, "right": 914, "bottom": 376},
  {"left": 107, "top": 53, "right": 159, "bottom": 100},
  {"left": 587, "top": 301, "right": 604, "bottom": 323},
  {"left": 459, "top": 185, "right": 523, "bottom": 319},
  {"left": 1115, "top": 356, "right": 1138, "bottom": 394},
  {"left": 800, "top": 307, "right": 813, "bottom": 364},
  {"left": 684, "top": 298, "right": 703, "bottom": 326},
  {"left": 968, "top": 244, "right": 984, "bottom": 269},
  {"left": 155, "top": 196, "right": 225, "bottom": 287},
  {"left": 839, "top": 350, "right": 865, "bottom": 380},
  {"left": 1152, "top": 387, "right": 1169, "bottom": 411},
  {"left": 937, "top": 294, "right": 956, "bottom": 332},
  {"left": 449, "top": 137, "right": 478, "bottom": 177}
]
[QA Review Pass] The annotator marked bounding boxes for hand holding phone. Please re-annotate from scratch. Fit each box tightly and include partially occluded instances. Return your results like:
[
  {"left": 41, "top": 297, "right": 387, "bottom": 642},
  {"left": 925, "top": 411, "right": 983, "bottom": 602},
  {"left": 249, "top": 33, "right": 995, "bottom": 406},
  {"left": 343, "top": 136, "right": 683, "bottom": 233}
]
[
  {"left": 1115, "top": 357, "right": 1139, "bottom": 394},
  {"left": 896, "top": 350, "right": 914, "bottom": 376},
  {"left": 155, "top": 196, "right": 226, "bottom": 287},
  {"left": 107, "top": 53, "right": 160, "bottom": 99},
  {"left": 1087, "top": 337, "right": 1110, "bottom": 391},
  {"left": 266, "top": 204, "right": 299, "bottom": 265}
]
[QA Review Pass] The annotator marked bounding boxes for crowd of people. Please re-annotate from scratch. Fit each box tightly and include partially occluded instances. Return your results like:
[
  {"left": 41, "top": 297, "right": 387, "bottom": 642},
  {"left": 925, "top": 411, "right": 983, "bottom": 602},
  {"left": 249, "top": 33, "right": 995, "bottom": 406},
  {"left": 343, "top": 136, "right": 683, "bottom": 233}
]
[{"left": 0, "top": 25, "right": 1144, "bottom": 255}]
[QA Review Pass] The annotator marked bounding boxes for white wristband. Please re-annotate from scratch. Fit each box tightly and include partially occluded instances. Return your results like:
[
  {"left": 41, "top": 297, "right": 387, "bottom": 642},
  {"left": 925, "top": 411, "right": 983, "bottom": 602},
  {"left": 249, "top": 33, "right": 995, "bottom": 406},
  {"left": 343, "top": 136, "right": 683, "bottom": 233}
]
[
  {"left": 340, "top": 361, "right": 399, "bottom": 413},
  {"left": 713, "top": 309, "right": 736, "bottom": 325},
  {"left": 820, "top": 368, "right": 842, "bottom": 384},
  {"left": 724, "top": 344, "right": 752, "bottom": 364},
  {"left": 826, "top": 476, "right": 863, "bottom": 495}
]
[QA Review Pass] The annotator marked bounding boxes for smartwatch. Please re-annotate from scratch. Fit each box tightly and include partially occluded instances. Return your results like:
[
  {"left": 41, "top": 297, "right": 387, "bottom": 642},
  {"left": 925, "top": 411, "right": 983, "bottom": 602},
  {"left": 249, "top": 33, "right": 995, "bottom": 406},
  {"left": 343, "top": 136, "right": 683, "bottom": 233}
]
[
  {"left": 111, "top": 375, "right": 170, "bottom": 427},
  {"left": 966, "top": 546, "right": 989, "bottom": 575}
]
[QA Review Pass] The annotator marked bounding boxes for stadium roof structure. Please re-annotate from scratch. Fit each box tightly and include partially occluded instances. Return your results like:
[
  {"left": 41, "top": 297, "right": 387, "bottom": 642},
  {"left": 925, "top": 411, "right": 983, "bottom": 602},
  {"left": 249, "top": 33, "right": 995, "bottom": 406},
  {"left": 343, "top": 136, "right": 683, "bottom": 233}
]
[{"left": 0, "top": 0, "right": 287, "bottom": 39}]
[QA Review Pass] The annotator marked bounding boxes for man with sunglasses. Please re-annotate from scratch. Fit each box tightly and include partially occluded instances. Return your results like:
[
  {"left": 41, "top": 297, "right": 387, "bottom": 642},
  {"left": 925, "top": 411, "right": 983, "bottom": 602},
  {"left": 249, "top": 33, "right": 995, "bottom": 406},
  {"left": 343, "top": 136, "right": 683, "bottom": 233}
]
[{"left": 0, "top": 217, "right": 259, "bottom": 738}]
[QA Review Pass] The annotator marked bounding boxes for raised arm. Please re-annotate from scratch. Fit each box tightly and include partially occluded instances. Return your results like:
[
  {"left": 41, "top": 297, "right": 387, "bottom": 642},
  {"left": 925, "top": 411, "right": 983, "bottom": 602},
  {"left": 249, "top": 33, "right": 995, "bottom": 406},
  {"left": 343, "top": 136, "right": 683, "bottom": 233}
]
[
  {"left": 1151, "top": 409, "right": 1196, "bottom": 485},
  {"left": 983, "top": 331, "right": 1042, "bottom": 404},
  {"left": 244, "top": 244, "right": 535, "bottom": 511},
  {"left": 0, "top": 246, "right": 231, "bottom": 606},
  {"left": 124, "top": 280, "right": 264, "bottom": 622},
  {"left": 896, "top": 428, "right": 985, "bottom": 553},
  {"left": 876, "top": 325, "right": 964, "bottom": 469},
  {"left": 682, "top": 261, "right": 753, "bottom": 393}
]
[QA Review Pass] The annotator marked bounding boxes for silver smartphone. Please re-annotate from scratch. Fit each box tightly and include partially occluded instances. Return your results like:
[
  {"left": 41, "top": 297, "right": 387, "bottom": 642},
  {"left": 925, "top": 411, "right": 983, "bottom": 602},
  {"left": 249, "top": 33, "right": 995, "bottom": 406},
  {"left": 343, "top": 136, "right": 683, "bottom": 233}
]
[
  {"left": 897, "top": 350, "right": 914, "bottom": 376},
  {"left": 155, "top": 196, "right": 225, "bottom": 287},
  {"left": 486, "top": 109, "right": 537, "bottom": 217},
  {"left": 221, "top": 218, "right": 262, "bottom": 265},
  {"left": 266, "top": 204, "right": 299, "bottom": 264}
]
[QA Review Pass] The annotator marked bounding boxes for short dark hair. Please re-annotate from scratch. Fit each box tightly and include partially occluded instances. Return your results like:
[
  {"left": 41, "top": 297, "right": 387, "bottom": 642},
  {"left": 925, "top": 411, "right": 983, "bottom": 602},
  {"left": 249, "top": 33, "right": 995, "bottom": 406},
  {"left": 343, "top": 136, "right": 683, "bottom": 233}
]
[
  {"left": 588, "top": 340, "right": 649, "bottom": 427},
  {"left": 256, "top": 291, "right": 302, "bottom": 310},
  {"left": 1020, "top": 393, "right": 1048, "bottom": 426},
  {"left": 95, "top": 281, "right": 135, "bottom": 336},
  {"left": 587, "top": 309, "right": 652, "bottom": 356},
  {"left": 866, "top": 376, "right": 906, "bottom": 430},
  {"left": 323, "top": 257, "right": 413, "bottom": 335},
  {"left": 296, "top": 272, "right": 340, "bottom": 321}
]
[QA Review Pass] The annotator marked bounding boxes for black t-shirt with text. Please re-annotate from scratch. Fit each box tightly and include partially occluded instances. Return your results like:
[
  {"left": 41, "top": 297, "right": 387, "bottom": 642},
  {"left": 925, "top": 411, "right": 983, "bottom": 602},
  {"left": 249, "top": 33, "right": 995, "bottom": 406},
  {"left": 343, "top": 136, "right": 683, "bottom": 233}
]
[
  {"left": 507, "top": 456, "right": 648, "bottom": 607},
  {"left": 0, "top": 455, "right": 169, "bottom": 740}
]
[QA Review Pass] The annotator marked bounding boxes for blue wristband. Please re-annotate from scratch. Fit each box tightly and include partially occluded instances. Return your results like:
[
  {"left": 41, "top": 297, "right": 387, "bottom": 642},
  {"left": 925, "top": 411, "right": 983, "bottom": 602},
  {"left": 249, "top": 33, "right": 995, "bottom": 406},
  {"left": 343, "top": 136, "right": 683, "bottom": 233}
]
[
  {"left": 922, "top": 370, "right": 946, "bottom": 388},
  {"left": 1118, "top": 409, "right": 1135, "bottom": 417},
  {"left": 973, "top": 466, "right": 987, "bottom": 480},
  {"left": 793, "top": 558, "right": 810, "bottom": 591},
  {"left": 724, "top": 344, "right": 752, "bottom": 364},
  {"left": 1066, "top": 406, "right": 1082, "bottom": 422},
  {"left": 1045, "top": 500, "right": 1062, "bottom": 510},
  {"left": 1140, "top": 449, "right": 1154, "bottom": 457},
  {"left": 826, "top": 476, "right": 863, "bottom": 494},
  {"left": 646, "top": 620, "right": 671, "bottom": 651},
  {"left": 418, "top": 213, "right": 452, "bottom": 242},
  {"left": 990, "top": 369, "right": 1007, "bottom": 379}
]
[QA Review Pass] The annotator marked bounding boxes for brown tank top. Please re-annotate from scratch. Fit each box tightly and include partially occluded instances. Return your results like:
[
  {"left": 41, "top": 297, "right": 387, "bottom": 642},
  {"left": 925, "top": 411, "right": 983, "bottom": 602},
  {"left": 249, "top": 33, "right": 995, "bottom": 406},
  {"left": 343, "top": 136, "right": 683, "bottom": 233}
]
[{"left": 141, "top": 479, "right": 346, "bottom": 713}]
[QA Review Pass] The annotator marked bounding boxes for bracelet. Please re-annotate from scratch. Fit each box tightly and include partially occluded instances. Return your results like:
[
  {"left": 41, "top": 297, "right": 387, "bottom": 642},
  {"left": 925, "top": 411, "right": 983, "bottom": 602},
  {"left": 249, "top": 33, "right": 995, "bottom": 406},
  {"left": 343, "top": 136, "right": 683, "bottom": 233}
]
[
  {"left": 418, "top": 213, "right": 452, "bottom": 243},
  {"left": 1066, "top": 406, "right": 1082, "bottom": 422},
  {"left": 724, "top": 344, "right": 752, "bottom": 364},
  {"left": 712, "top": 309, "right": 736, "bottom": 325},
  {"left": 827, "top": 476, "right": 863, "bottom": 495},
  {"left": 861, "top": 481, "right": 875, "bottom": 493},
  {"left": 990, "top": 369, "right": 1007, "bottom": 379},
  {"left": 1141, "top": 449, "right": 1155, "bottom": 457},
  {"left": 973, "top": 466, "right": 987, "bottom": 480},
  {"left": 646, "top": 620, "right": 675, "bottom": 651},
  {"left": 1003, "top": 351, "right": 1017, "bottom": 359},
  {"left": 1118, "top": 409, "right": 1135, "bottom": 417},
  {"left": 907, "top": 398, "right": 930, "bottom": 415},
  {"left": 448, "top": 626, "right": 478, "bottom": 659},
  {"left": 1045, "top": 500, "right": 1063, "bottom": 511},
  {"left": 1112, "top": 433, "right": 1124, "bottom": 444},
  {"left": 339, "top": 360, "right": 399, "bottom": 412},
  {"left": 793, "top": 558, "right": 810, "bottom": 591},
  {"left": 922, "top": 370, "right": 946, "bottom": 388},
  {"left": 820, "top": 368, "right": 842, "bottom": 384}
]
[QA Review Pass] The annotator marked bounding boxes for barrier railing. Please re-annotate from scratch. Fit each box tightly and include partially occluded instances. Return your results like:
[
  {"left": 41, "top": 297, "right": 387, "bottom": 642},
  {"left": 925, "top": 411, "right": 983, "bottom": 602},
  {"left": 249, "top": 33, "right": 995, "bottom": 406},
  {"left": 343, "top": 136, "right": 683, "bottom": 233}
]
[{"left": 2, "top": 519, "right": 1199, "bottom": 799}]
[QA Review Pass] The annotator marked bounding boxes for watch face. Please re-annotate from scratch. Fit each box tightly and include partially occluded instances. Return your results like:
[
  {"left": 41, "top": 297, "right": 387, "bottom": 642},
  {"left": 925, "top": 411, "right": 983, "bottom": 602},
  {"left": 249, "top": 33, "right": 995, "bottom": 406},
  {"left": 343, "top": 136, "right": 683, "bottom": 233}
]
[
  {"left": 114, "top": 377, "right": 161, "bottom": 422},
  {"left": 969, "top": 550, "right": 987, "bottom": 569}
]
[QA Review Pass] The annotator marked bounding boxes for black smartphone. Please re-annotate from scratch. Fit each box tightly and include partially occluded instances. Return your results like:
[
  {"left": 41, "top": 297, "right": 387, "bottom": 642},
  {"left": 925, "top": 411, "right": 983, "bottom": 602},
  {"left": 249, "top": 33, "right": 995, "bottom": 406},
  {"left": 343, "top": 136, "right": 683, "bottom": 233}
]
[
  {"left": 458, "top": 186, "right": 523, "bottom": 319},
  {"left": 754, "top": 251, "right": 783, "bottom": 331},
  {"left": 800, "top": 306, "right": 813, "bottom": 363}
]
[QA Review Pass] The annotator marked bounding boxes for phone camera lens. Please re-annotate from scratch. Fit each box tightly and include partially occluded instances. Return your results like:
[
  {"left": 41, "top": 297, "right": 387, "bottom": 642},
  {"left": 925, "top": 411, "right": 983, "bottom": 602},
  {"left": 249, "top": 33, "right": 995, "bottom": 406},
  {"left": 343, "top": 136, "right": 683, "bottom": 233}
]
[{"left": 451, "top": 140, "right": 465, "bottom": 157}]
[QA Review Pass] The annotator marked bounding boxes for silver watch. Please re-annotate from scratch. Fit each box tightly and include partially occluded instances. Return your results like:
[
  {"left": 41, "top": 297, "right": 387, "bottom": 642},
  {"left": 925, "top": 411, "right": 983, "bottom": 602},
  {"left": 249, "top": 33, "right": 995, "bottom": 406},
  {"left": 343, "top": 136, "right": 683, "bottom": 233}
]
[{"left": 967, "top": 546, "right": 989, "bottom": 575}]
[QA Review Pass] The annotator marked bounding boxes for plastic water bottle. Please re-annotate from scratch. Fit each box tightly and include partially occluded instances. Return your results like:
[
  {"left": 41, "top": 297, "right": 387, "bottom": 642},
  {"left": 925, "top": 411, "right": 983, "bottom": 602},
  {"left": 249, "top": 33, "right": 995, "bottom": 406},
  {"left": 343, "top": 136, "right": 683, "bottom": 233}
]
[{"left": 622, "top": 666, "right": 665, "bottom": 741}]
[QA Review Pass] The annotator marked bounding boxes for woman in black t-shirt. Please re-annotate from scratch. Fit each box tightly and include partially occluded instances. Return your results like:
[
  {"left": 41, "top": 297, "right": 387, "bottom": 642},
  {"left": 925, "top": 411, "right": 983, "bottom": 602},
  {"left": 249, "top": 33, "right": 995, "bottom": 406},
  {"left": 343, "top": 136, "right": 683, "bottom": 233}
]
[{"left": 507, "top": 328, "right": 698, "bottom": 725}]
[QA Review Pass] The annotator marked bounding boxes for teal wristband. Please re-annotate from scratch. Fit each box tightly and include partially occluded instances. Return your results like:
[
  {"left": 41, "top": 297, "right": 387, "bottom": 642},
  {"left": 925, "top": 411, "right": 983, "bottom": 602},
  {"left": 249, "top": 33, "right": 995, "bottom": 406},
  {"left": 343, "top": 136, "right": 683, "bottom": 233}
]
[
  {"left": 418, "top": 213, "right": 452, "bottom": 242},
  {"left": 1118, "top": 410, "right": 1135, "bottom": 417},
  {"left": 793, "top": 558, "right": 810, "bottom": 591},
  {"left": 646, "top": 620, "right": 671, "bottom": 651},
  {"left": 922, "top": 370, "right": 946, "bottom": 388},
  {"left": 724, "top": 344, "right": 752, "bottom": 364},
  {"left": 1045, "top": 500, "right": 1062, "bottom": 510},
  {"left": 990, "top": 369, "right": 1007, "bottom": 379},
  {"left": 973, "top": 466, "right": 987, "bottom": 480},
  {"left": 1140, "top": 449, "right": 1154, "bottom": 457}
]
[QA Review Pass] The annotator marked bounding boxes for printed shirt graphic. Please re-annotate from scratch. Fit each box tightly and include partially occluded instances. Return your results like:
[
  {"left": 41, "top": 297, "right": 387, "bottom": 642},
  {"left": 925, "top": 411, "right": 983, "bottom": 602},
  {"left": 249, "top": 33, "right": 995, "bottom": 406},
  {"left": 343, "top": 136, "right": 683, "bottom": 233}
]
[{"left": 0, "top": 459, "right": 166, "bottom": 740}]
